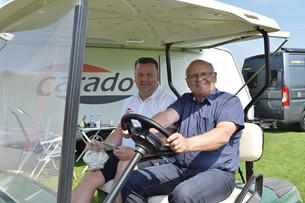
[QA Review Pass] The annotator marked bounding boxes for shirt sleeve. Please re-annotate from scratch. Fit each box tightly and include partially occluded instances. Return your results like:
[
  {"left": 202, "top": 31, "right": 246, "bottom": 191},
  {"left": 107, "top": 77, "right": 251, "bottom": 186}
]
[
  {"left": 157, "top": 91, "right": 177, "bottom": 129},
  {"left": 169, "top": 93, "right": 188, "bottom": 117},
  {"left": 215, "top": 95, "right": 244, "bottom": 129}
]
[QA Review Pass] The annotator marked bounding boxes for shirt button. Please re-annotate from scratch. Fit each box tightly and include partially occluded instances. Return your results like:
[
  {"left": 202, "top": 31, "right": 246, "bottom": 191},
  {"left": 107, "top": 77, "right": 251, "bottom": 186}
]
[{"left": 192, "top": 126, "right": 194, "bottom": 128}]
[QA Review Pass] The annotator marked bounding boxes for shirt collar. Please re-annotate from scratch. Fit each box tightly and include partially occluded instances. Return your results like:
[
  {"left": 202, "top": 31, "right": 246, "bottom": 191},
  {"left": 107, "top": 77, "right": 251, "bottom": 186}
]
[{"left": 192, "top": 88, "right": 218, "bottom": 104}]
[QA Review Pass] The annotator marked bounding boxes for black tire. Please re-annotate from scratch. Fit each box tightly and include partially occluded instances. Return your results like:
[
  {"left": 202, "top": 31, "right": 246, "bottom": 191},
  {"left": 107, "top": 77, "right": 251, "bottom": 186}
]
[{"left": 299, "top": 111, "right": 305, "bottom": 132}]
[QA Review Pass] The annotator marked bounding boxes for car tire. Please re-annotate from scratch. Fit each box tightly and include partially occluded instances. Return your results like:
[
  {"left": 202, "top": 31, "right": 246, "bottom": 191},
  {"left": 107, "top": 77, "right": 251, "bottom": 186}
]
[{"left": 299, "top": 111, "right": 305, "bottom": 132}]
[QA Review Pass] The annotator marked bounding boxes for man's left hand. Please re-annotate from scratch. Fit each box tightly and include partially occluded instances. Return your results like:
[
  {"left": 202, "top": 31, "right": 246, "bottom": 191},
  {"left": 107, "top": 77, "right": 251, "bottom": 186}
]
[{"left": 167, "top": 133, "right": 189, "bottom": 153}]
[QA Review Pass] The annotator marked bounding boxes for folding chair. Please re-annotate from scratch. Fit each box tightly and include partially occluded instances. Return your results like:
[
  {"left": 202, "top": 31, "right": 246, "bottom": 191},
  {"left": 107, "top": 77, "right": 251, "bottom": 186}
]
[
  {"left": 30, "top": 136, "right": 62, "bottom": 180},
  {"left": 8, "top": 108, "right": 41, "bottom": 174},
  {"left": 11, "top": 108, "right": 76, "bottom": 179}
]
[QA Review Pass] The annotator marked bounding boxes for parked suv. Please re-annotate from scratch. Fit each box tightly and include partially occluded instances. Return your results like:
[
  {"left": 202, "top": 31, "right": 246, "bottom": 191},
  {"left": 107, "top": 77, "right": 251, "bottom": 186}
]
[{"left": 242, "top": 48, "right": 305, "bottom": 131}]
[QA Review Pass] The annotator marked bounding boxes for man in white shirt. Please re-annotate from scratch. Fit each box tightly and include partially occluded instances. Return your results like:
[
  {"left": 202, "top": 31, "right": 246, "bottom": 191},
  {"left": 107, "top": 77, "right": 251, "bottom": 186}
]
[{"left": 71, "top": 57, "right": 176, "bottom": 203}]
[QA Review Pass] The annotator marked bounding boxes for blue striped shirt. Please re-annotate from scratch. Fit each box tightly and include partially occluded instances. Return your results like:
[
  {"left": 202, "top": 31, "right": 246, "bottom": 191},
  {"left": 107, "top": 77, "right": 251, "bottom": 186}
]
[{"left": 170, "top": 88, "right": 244, "bottom": 172}]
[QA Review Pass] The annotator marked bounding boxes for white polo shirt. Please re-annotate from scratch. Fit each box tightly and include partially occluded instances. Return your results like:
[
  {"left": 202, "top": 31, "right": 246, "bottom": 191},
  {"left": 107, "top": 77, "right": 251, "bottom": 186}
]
[{"left": 120, "top": 85, "right": 176, "bottom": 148}]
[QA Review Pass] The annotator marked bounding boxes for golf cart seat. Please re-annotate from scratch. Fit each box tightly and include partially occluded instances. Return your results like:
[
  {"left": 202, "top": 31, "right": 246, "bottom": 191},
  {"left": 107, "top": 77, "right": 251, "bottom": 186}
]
[
  {"left": 147, "top": 122, "right": 264, "bottom": 203},
  {"left": 98, "top": 122, "right": 264, "bottom": 202}
]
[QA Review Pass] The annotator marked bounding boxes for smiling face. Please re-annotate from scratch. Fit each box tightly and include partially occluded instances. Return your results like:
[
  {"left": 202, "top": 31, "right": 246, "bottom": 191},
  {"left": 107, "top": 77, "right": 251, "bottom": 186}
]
[
  {"left": 185, "top": 60, "right": 217, "bottom": 102},
  {"left": 134, "top": 62, "right": 159, "bottom": 101}
]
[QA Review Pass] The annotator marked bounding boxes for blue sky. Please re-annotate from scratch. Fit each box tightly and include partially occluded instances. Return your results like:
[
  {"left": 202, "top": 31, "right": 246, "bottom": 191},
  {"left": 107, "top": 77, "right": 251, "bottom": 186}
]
[
  {"left": 218, "top": 0, "right": 305, "bottom": 68},
  {"left": 0, "top": 0, "right": 10, "bottom": 6}
]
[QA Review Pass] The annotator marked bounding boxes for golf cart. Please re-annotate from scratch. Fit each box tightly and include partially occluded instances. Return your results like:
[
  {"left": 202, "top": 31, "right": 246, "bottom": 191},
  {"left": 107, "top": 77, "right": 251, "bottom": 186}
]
[{"left": 0, "top": 0, "right": 302, "bottom": 202}]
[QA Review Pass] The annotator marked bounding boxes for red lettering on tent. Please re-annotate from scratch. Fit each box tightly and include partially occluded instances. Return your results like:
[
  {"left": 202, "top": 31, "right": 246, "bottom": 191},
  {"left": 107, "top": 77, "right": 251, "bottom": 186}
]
[{"left": 83, "top": 64, "right": 110, "bottom": 72}]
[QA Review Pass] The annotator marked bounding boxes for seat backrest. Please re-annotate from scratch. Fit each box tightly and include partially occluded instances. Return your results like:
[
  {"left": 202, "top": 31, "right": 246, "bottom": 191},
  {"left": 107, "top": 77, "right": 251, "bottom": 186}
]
[{"left": 239, "top": 122, "right": 264, "bottom": 162}]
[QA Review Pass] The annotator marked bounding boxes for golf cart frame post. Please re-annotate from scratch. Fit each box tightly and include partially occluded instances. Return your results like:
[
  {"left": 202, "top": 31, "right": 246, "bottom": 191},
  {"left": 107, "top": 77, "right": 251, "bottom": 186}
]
[
  {"left": 57, "top": 1, "right": 88, "bottom": 203},
  {"left": 243, "top": 27, "right": 270, "bottom": 182}
]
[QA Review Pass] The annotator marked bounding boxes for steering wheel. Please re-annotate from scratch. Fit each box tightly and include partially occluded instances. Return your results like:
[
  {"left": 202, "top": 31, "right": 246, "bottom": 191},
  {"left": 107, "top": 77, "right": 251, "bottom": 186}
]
[{"left": 121, "top": 113, "right": 176, "bottom": 157}]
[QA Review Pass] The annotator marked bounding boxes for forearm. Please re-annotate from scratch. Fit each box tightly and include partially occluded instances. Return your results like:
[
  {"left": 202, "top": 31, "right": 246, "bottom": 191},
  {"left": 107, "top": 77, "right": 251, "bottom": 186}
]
[
  {"left": 104, "top": 127, "right": 123, "bottom": 146},
  {"left": 186, "top": 122, "right": 238, "bottom": 151},
  {"left": 152, "top": 108, "right": 179, "bottom": 128}
]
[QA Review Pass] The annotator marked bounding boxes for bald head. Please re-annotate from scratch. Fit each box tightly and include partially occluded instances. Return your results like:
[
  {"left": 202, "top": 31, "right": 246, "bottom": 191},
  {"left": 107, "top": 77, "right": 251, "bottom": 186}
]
[{"left": 186, "top": 60, "right": 214, "bottom": 76}]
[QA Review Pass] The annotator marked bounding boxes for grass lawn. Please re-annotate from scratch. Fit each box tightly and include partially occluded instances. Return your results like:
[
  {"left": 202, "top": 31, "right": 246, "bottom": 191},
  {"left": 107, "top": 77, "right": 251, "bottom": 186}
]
[
  {"left": 73, "top": 124, "right": 305, "bottom": 202},
  {"left": 251, "top": 124, "right": 305, "bottom": 201}
]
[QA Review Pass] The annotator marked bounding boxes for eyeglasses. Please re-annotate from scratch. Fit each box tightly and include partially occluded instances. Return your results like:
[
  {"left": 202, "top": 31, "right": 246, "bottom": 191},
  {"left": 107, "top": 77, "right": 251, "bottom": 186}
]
[{"left": 186, "top": 72, "right": 214, "bottom": 81}]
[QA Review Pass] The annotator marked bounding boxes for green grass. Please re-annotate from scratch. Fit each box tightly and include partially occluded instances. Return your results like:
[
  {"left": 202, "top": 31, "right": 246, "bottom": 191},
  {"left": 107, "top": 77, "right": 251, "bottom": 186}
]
[
  {"left": 73, "top": 124, "right": 305, "bottom": 202},
  {"left": 251, "top": 124, "right": 305, "bottom": 201}
]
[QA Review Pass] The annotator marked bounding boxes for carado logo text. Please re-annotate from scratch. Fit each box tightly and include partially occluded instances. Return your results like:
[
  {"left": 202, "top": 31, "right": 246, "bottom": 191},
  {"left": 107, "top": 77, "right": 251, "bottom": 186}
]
[{"left": 35, "top": 64, "right": 134, "bottom": 104}]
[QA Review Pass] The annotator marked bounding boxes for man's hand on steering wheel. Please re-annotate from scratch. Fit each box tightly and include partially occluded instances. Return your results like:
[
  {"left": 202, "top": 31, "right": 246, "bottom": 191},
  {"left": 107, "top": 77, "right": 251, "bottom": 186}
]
[
  {"left": 167, "top": 132, "right": 189, "bottom": 153},
  {"left": 117, "top": 123, "right": 130, "bottom": 139}
]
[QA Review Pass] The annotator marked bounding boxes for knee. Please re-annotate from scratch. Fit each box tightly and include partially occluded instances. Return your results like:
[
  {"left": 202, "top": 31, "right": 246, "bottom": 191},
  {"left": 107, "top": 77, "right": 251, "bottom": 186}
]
[
  {"left": 81, "top": 170, "right": 104, "bottom": 189},
  {"left": 82, "top": 170, "right": 96, "bottom": 182},
  {"left": 168, "top": 185, "right": 192, "bottom": 203}
]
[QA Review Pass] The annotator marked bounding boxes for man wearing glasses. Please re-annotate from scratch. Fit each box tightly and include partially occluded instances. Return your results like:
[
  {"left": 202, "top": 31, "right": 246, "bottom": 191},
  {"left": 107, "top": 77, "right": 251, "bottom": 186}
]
[{"left": 122, "top": 59, "right": 245, "bottom": 203}]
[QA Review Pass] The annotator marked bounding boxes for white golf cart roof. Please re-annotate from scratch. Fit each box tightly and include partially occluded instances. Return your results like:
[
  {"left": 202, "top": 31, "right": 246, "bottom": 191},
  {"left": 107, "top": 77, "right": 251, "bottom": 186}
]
[{"left": 0, "top": 0, "right": 288, "bottom": 49}]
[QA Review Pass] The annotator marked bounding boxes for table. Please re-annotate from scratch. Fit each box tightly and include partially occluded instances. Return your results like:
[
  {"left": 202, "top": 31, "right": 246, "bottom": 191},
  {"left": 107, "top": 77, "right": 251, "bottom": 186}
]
[
  {"left": 75, "top": 125, "right": 117, "bottom": 163},
  {"left": 77, "top": 125, "right": 116, "bottom": 143}
]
